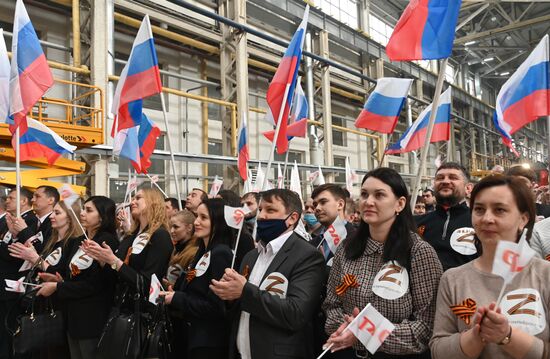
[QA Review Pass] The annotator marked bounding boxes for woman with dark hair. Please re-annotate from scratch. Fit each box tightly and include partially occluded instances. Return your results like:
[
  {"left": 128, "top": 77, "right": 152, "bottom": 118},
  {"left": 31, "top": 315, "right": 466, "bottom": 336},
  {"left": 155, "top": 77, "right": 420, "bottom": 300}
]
[
  {"left": 323, "top": 167, "right": 443, "bottom": 358},
  {"left": 162, "top": 198, "right": 233, "bottom": 358},
  {"left": 431, "top": 175, "right": 550, "bottom": 359},
  {"left": 35, "top": 196, "right": 119, "bottom": 359}
]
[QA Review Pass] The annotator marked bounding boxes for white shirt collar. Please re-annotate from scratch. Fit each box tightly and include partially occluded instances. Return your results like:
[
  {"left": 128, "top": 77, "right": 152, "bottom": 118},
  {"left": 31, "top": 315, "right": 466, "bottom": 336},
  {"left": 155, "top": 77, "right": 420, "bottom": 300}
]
[
  {"left": 257, "top": 230, "right": 293, "bottom": 255},
  {"left": 0, "top": 213, "right": 5, "bottom": 220},
  {"left": 20, "top": 209, "right": 33, "bottom": 217},
  {"left": 39, "top": 212, "right": 52, "bottom": 224}
]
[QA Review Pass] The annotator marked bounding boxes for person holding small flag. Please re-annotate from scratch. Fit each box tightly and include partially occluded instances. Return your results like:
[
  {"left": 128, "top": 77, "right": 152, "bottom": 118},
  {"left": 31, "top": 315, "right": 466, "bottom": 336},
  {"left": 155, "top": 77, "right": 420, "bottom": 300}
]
[
  {"left": 160, "top": 198, "right": 233, "bottom": 358},
  {"left": 431, "top": 175, "right": 550, "bottom": 359},
  {"left": 323, "top": 168, "right": 442, "bottom": 358},
  {"left": 35, "top": 196, "right": 119, "bottom": 359}
]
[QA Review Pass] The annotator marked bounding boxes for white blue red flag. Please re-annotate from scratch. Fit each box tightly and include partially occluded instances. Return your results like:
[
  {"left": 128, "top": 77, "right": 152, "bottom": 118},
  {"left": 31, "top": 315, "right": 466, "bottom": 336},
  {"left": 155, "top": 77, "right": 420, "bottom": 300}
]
[
  {"left": 493, "top": 35, "right": 550, "bottom": 157},
  {"left": 8, "top": 0, "right": 54, "bottom": 132},
  {"left": 114, "top": 113, "right": 160, "bottom": 173},
  {"left": 355, "top": 78, "right": 413, "bottom": 134},
  {"left": 264, "top": 80, "right": 308, "bottom": 141},
  {"left": 111, "top": 15, "right": 162, "bottom": 136},
  {"left": 237, "top": 113, "right": 249, "bottom": 181},
  {"left": 0, "top": 30, "right": 9, "bottom": 124},
  {"left": 17, "top": 117, "right": 76, "bottom": 165},
  {"left": 386, "top": 87, "right": 452, "bottom": 154},
  {"left": 386, "top": 0, "right": 462, "bottom": 61},
  {"left": 265, "top": 6, "right": 309, "bottom": 154}
]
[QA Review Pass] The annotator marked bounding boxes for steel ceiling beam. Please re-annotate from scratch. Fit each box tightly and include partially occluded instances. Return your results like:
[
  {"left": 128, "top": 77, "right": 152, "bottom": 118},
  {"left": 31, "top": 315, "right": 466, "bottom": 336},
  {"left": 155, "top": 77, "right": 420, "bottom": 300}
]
[
  {"left": 456, "top": 3, "right": 490, "bottom": 31},
  {"left": 455, "top": 13, "right": 550, "bottom": 44}
]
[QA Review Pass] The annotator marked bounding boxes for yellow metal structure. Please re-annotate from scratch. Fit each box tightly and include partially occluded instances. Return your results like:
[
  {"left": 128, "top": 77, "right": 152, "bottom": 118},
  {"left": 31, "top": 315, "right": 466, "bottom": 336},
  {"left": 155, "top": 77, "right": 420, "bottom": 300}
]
[{"left": 0, "top": 79, "right": 103, "bottom": 192}]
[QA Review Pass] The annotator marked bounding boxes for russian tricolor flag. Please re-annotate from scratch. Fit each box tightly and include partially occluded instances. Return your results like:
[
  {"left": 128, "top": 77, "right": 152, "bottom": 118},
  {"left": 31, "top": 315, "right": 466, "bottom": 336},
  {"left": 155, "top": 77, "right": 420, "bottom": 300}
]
[
  {"left": 111, "top": 15, "right": 162, "bottom": 136},
  {"left": 355, "top": 78, "right": 413, "bottom": 134},
  {"left": 386, "top": 87, "right": 452, "bottom": 154},
  {"left": 386, "top": 0, "right": 462, "bottom": 61},
  {"left": 265, "top": 6, "right": 309, "bottom": 154},
  {"left": 493, "top": 35, "right": 550, "bottom": 157},
  {"left": 237, "top": 114, "right": 249, "bottom": 181},
  {"left": 114, "top": 113, "right": 161, "bottom": 174},
  {"left": 8, "top": 0, "right": 54, "bottom": 131},
  {"left": 263, "top": 80, "right": 308, "bottom": 141},
  {"left": 17, "top": 117, "right": 76, "bottom": 165}
]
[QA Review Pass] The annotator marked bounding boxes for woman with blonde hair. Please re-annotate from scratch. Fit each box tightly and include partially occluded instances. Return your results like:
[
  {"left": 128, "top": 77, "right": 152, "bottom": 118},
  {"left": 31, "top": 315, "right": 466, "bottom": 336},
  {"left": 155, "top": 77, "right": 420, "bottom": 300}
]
[
  {"left": 166, "top": 209, "right": 199, "bottom": 286},
  {"left": 83, "top": 187, "right": 173, "bottom": 305}
]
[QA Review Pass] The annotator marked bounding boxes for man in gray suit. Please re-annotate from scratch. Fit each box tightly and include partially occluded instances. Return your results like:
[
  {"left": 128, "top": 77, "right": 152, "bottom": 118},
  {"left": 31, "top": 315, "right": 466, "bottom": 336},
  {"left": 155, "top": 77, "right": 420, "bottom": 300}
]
[{"left": 211, "top": 188, "right": 326, "bottom": 359}]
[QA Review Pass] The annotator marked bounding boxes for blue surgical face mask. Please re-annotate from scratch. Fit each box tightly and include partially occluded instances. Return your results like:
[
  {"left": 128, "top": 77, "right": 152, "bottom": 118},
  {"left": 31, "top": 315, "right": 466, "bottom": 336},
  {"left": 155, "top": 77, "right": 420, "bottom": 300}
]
[
  {"left": 303, "top": 213, "right": 319, "bottom": 227},
  {"left": 257, "top": 214, "right": 291, "bottom": 243}
]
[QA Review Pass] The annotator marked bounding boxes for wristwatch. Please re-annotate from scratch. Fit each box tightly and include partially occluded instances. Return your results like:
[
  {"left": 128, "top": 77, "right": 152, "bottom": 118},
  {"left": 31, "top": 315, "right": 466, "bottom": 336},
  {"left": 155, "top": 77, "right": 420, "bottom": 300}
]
[
  {"left": 497, "top": 326, "right": 512, "bottom": 345},
  {"left": 110, "top": 259, "right": 119, "bottom": 271}
]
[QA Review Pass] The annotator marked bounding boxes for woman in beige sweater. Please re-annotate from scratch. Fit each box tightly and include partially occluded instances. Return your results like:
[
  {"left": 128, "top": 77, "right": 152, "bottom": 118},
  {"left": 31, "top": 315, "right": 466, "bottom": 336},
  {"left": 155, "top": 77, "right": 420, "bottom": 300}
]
[{"left": 431, "top": 175, "right": 550, "bottom": 359}]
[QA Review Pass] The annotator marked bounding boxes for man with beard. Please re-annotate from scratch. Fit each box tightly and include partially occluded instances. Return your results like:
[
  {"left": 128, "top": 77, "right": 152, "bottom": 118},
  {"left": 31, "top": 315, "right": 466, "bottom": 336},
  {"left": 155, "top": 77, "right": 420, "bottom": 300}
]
[
  {"left": 241, "top": 192, "right": 259, "bottom": 234},
  {"left": 415, "top": 162, "right": 477, "bottom": 271}
]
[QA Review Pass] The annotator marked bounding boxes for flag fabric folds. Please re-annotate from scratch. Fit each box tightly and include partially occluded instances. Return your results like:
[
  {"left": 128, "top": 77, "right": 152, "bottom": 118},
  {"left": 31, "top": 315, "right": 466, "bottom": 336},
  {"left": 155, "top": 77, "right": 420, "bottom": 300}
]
[
  {"left": 264, "top": 79, "right": 309, "bottom": 142},
  {"left": 355, "top": 78, "right": 413, "bottom": 133},
  {"left": 386, "top": 87, "right": 452, "bottom": 154},
  {"left": 209, "top": 175, "right": 223, "bottom": 197},
  {"left": 113, "top": 113, "right": 161, "bottom": 173},
  {"left": 290, "top": 161, "right": 302, "bottom": 202},
  {"left": 0, "top": 30, "right": 9, "bottom": 124},
  {"left": 16, "top": 117, "right": 76, "bottom": 165},
  {"left": 493, "top": 34, "right": 550, "bottom": 157},
  {"left": 148, "top": 274, "right": 162, "bottom": 305},
  {"left": 347, "top": 303, "right": 395, "bottom": 355},
  {"left": 345, "top": 157, "right": 358, "bottom": 193},
  {"left": 277, "top": 163, "right": 284, "bottom": 189},
  {"left": 111, "top": 15, "right": 162, "bottom": 135},
  {"left": 224, "top": 205, "right": 251, "bottom": 229},
  {"left": 492, "top": 232, "right": 535, "bottom": 284},
  {"left": 265, "top": 6, "right": 309, "bottom": 154},
  {"left": 9, "top": 0, "right": 54, "bottom": 132},
  {"left": 386, "top": 0, "right": 462, "bottom": 61},
  {"left": 237, "top": 114, "right": 249, "bottom": 181}
]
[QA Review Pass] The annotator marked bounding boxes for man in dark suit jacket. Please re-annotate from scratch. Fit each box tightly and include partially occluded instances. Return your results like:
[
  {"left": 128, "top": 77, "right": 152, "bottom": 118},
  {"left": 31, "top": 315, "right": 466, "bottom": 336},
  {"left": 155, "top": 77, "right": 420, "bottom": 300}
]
[
  {"left": 211, "top": 189, "right": 326, "bottom": 359},
  {"left": 15, "top": 185, "right": 58, "bottom": 249},
  {"left": 0, "top": 195, "right": 7, "bottom": 241}
]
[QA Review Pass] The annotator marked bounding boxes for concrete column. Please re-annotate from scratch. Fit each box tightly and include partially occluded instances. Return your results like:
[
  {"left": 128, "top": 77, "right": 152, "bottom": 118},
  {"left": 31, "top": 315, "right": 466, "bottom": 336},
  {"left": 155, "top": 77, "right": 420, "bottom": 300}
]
[
  {"left": 361, "top": 51, "right": 373, "bottom": 170},
  {"left": 319, "top": 30, "right": 334, "bottom": 181},
  {"left": 306, "top": 32, "right": 321, "bottom": 166},
  {"left": 90, "top": 0, "right": 110, "bottom": 195},
  {"left": 357, "top": 0, "right": 370, "bottom": 35}
]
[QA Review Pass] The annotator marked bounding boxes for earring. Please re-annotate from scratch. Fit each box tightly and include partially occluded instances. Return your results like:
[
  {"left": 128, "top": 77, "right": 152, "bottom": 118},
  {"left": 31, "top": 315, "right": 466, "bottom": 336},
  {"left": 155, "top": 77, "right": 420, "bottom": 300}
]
[{"left": 395, "top": 211, "right": 400, "bottom": 216}]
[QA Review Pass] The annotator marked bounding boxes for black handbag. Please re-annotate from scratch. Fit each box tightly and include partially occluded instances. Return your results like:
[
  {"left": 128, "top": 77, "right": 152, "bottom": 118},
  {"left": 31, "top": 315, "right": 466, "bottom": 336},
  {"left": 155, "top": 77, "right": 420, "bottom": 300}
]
[
  {"left": 97, "top": 275, "right": 147, "bottom": 359},
  {"left": 141, "top": 296, "right": 173, "bottom": 359},
  {"left": 8, "top": 293, "right": 65, "bottom": 354}
]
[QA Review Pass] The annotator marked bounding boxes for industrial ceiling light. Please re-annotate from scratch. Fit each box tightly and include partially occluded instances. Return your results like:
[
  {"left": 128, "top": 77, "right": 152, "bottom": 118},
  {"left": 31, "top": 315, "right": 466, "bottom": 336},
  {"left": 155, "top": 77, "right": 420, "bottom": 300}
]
[
  {"left": 465, "top": 40, "right": 476, "bottom": 46},
  {"left": 500, "top": 72, "right": 510, "bottom": 76},
  {"left": 483, "top": 57, "right": 494, "bottom": 62}
]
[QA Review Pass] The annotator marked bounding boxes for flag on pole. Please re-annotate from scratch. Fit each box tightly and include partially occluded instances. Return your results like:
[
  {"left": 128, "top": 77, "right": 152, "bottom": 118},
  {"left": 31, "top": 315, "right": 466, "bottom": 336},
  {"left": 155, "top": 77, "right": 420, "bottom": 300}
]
[
  {"left": 492, "top": 233, "right": 536, "bottom": 284},
  {"left": 277, "top": 163, "right": 284, "bottom": 189},
  {"left": 209, "top": 175, "right": 223, "bottom": 197},
  {"left": 253, "top": 163, "right": 265, "bottom": 192},
  {"left": 355, "top": 78, "right": 413, "bottom": 133},
  {"left": 308, "top": 165, "right": 326, "bottom": 186},
  {"left": 263, "top": 80, "right": 309, "bottom": 141},
  {"left": 148, "top": 274, "right": 162, "bottom": 305},
  {"left": 4, "top": 276, "right": 25, "bottom": 293},
  {"left": 59, "top": 184, "right": 80, "bottom": 207},
  {"left": 224, "top": 205, "right": 252, "bottom": 229},
  {"left": 290, "top": 161, "right": 302, "bottom": 201},
  {"left": 8, "top": 0, "right": 54, "bottom": 132},
  {"left": 265, "top": 6, "right": 309, "bottom": 154},
  {"left": 347, "top": 303, "right": 395, "bottom": 355},
  {"left": 111, "top": 15, "right": 162, "bottom": 136},
  {"left": 386, "top": 0, "right": 462, "bottom": 61},
  {"left": 386, "top": 87, "right": 452, "bottom": 154},
  {"left": 243, "top": 169, "right": 253, "bottom": 194},
  {"left": 16, "top": 117, "right": 76, "bottom": 165},
  {"left": 345, "top": 157, "right": 358, "bottom": 193},
  {"left": 493, "top": 34, "right": 550, "bottom": 157},
  {"left": 113, "top": 114, "right": 161, "bottom": 173},
  {"left": 237, "top": 113, "right": 249, "bottom": 181},
  {"left": 0, "top": 29, "right": 10, "bottom": 124},
  {"left": 322, "top": 216, "right": 347, "bottom": 256}
]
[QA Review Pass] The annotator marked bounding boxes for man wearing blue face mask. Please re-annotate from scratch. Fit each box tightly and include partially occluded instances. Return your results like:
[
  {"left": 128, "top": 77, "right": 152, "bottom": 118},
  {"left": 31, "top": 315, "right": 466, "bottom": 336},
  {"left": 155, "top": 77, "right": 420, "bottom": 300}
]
[
  {"left": 210, "top": 189, "right": 326, "bottom": 359},
  {"left": 303, "top": 198, "right": 322, "bottom": 237}
]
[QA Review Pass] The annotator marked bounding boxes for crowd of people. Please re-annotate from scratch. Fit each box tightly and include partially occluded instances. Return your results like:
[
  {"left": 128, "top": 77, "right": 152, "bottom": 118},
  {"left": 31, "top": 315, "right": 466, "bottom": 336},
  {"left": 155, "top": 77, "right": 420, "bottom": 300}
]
[{"left": 0, "top": 162, "right": 550, "bottom": 359}]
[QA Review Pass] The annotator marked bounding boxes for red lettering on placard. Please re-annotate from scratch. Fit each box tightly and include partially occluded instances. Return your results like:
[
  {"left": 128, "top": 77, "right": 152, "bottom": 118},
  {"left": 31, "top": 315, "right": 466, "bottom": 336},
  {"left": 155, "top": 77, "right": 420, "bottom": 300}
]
[
  {"left": 358, "top": 316, "right": 376, "bottom": 335},
  {"left": 503, "top": 250, "right": 524, "bottom": 272},
  {"left": 327, "top": 225, "right": 341, "bottom": 246}
]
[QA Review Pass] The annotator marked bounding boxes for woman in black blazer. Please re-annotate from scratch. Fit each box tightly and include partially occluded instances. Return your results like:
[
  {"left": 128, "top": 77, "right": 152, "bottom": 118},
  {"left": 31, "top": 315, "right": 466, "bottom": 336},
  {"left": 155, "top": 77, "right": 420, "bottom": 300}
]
[
  {"left": 9, "top": 200, "right": 84, "bottom": 358},
  {"left": 83, "top": 187, "right": 173, "bottom": 313},
  {"left": 162, "top": 198, "right": 233, "bottom": 359},
  {"left": 37, "top": 196, "right": 119, "bottom": 359}
]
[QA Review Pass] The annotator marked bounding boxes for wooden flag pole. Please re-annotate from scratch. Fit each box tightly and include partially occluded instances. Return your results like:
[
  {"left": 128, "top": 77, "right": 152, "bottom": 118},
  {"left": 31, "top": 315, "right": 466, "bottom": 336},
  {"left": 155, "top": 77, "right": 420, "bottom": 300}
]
[
  {"left": 410, "top": 58, "right": 448, "bottom": 210},
  {"left": 160, "top": 92, "right": 183, "bottom": 210}
]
